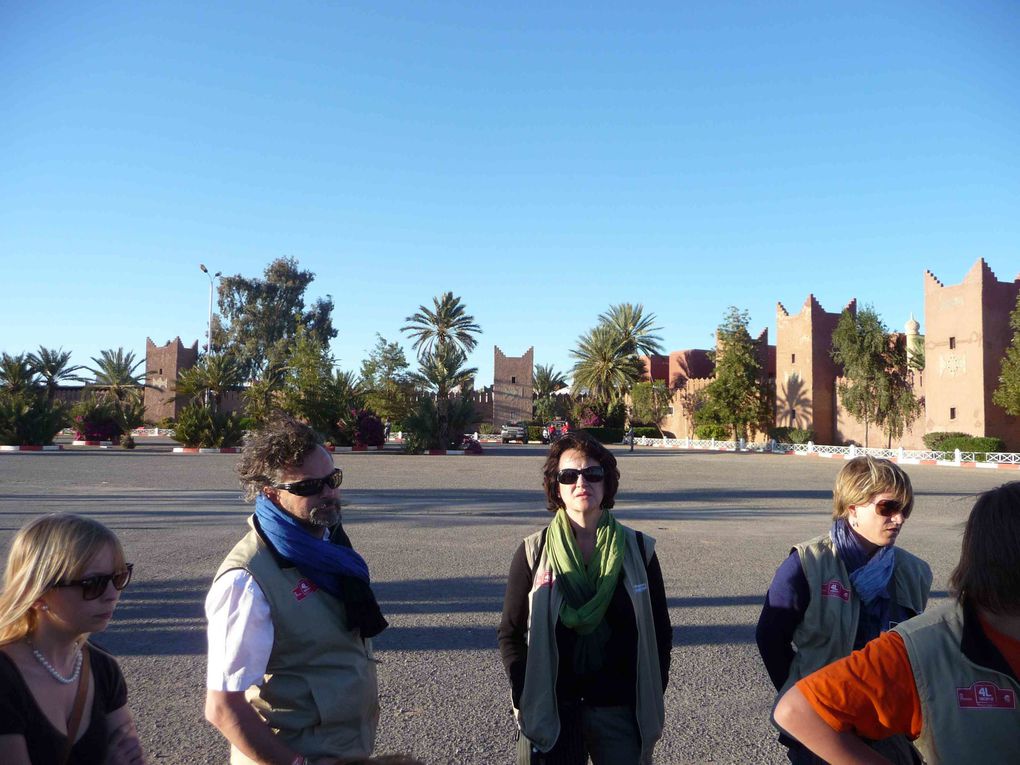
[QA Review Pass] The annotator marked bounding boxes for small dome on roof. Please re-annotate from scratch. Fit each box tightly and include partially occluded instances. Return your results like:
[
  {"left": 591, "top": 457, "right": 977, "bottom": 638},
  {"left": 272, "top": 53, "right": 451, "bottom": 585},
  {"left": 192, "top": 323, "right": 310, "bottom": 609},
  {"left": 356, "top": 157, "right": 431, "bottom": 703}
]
[{"left": 905, "top": 314, "right": 920, "bottom": 333}]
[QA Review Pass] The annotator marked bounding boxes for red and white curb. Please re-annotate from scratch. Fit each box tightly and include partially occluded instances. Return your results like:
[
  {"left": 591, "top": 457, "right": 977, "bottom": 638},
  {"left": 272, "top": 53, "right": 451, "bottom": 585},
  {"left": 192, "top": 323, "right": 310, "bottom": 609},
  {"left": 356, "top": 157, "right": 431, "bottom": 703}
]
[
  {"left": 0, "top": 444, "right": 64, "bottom": 452},
  {"left": 72, "top": 440, "right": 114, "bottom": 447},
  {"left": 780, "top": 451, "right": 1020, "bottom": 470},
  {"left": 172, "top": 447, "right": 241, "bottom": 454}
]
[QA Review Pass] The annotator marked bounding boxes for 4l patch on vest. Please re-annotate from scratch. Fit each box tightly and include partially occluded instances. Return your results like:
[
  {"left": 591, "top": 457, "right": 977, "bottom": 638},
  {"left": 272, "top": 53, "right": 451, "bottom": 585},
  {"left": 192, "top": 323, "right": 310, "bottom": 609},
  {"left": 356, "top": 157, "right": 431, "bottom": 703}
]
[
  {"left": 821, "top": 579, "right": 850, "bottom": 602},
  {"left": 957, "top": 681, "right": 1016, "bottom": 709},
  {"left": 292, "top": 578, "right": 319, "bottom": 601}
]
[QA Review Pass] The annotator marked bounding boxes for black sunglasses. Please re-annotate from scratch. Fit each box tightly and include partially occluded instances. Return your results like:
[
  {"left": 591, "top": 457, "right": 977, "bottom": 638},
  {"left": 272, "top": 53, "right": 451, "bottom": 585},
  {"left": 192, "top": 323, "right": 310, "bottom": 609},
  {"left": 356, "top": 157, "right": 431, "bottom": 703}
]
[
  {"left": 556, "top": 466, "right": 605, "bottom": 485},
  {"left": 55, "top": 564, "right": 133, "bottom": 600},
  {"left": 271, "top": 467, "right": 343, "bottom": 497},
  {"left": 875, "top": 499, "right": 910, "bottom": 519}
]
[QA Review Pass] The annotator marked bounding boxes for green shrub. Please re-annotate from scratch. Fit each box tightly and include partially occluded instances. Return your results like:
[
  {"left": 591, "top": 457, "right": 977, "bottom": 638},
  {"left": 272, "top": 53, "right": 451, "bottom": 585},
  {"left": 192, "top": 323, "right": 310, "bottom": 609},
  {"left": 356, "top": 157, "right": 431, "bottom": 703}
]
[
  {"left": 581, "top": 426, "right": 625, "bottom": 444},
  {"left": 694, "top": 423, "right": 732, "bottom": 441},
  {"left": 478, "top": 423, "right": 497, "bottom": 435},
  {"left": 939, "top": 435, "right": 1006, "bottom": 460},
  {"left": 922, "top": 431, "right": 971, "bottom": 451},
  {"left": 528, "top": 426, "right": 543, "bottom": 442},
  {"left": 71, "top": 395, "right": 123, "bottom": 442},
  {"left": 0, "top": 390, "right": 67, "bottom": 446},
  {"left": 173, "top": 403, "right": 245, "bottom": 448}
]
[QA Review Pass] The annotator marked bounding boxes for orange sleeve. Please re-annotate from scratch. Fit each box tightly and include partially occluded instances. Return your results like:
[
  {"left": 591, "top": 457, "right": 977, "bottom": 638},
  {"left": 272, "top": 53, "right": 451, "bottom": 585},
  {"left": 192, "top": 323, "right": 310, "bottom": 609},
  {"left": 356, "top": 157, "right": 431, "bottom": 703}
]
[{"left": 795, "top": 631, "right": 923, "bottom": 741}]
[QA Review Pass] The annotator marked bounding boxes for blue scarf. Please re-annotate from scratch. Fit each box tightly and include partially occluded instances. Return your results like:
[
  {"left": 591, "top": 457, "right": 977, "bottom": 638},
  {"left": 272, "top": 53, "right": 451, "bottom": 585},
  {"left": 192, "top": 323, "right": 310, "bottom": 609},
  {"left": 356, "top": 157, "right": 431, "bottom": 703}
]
[
  {"left": 830, "top": 518, "right": 895, "bottom": 644},
  {"left": 254, "top": 494, "right": 387, "bottom": 637}
]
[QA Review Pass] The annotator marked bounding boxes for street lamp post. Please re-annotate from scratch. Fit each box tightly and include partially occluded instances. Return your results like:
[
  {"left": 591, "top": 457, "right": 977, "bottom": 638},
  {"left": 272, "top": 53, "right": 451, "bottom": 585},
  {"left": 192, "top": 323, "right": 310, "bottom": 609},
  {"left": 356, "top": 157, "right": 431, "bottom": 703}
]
[{"left": 199, "top": 264, "right": 221, "bottom": 407}]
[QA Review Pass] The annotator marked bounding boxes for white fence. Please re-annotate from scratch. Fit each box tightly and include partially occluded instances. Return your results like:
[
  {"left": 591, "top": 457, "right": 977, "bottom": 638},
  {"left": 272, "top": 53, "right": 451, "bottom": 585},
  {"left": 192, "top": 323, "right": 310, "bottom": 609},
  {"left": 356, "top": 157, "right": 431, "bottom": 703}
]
[{"left": 630, "top": 436, "right": 1020, "bottom": 467}]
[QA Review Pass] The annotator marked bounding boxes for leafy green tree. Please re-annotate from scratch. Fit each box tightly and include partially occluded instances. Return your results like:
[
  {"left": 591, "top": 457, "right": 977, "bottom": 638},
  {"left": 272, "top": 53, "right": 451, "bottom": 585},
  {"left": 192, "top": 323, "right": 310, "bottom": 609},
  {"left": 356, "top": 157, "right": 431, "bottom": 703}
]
[
  {"left": 86, "top": 348, "right": 145, "bottom": 403},
  {"left": 402, "top": 293, "right": 481, "bottom": 449},
  {"left": 173, "top": 354, "right": 245, "bottom": 412},
  {"left": 215, "top": 257, "right": 337, "bottom": 382},
  {"left": 831, "top": 307, "right": 921, "bottom": 448},
  {"left": 0, "top": 390, "right": 66, "bottom": 445},
  {"left": 27, "top": 347, "right": 83, "bottom": 400},
  {"left": 279, "top": 328, "right": 363, "bottom": 445},
  {"left": 630, "top": 380, "right": 672, "bottom": 436},
  {"left": 0, "top": 353, "right": 38, "bottom": 393},
  {"left": 569, "top": 324, "right": 644, "bottom": 418},
  {"left": 359, "top": 334, "right": 414, "bottom": 426},
  {"left": 701, "top": 307, "right": 772, "bottom": 441},
  {"left": 993, "top": 293, "right": 1020, "bottom": 418}
]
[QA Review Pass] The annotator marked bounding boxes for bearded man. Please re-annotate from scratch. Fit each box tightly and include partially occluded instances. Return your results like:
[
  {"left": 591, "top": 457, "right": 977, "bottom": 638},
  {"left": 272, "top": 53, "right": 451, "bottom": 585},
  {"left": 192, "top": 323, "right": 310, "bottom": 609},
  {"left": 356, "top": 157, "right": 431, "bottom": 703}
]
[{"left": 205, "top": 416, "right": 387, "bottom": 765}]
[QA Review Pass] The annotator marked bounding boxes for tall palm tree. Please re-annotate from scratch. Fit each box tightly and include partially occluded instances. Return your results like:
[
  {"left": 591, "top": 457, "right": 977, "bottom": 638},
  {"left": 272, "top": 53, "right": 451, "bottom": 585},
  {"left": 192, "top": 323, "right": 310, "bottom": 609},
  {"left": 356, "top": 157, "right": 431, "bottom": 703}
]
[
  {"left": 86, "top": 348, "right": 145, "bottom": 402},
  {"left": 570, "top": 325, "right": 645, "bottom": 413},
  {"left": 402, "top": 292, "right": 481, "bottom": 359},
  {"left": 402, "top": 293, "right": 481, "bottom": 449},
  {"left": 28, "top": 347, "right": 84, "bottom": 401},
  {"left": 409, "top": 344, "right": 478, "bottom": 449},
  {"left": 0, "top": 353, "right": 38, "bottom": 393},
  {"left": 598, "top": 303, "right": 665, "bottom": 357},
  {"left": 533, "top": 364, "right": 568, "bottom": 399}
]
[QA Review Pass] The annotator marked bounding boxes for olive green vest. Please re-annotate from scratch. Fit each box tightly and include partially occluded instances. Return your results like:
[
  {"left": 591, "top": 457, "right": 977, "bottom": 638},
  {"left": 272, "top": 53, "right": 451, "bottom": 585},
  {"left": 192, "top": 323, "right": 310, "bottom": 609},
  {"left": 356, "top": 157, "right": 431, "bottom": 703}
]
[
  {"left": 779, "top": 534, "right": 932, "bottom": 699},
  {"left": 894, "top": 603, "right": 1020, "bottom": 764},
  {"left": 515, "top": 525, "right": 665, "bottom": 761},
  {"left": 215, "top": 519, "right": 379, "bottom": 763}
]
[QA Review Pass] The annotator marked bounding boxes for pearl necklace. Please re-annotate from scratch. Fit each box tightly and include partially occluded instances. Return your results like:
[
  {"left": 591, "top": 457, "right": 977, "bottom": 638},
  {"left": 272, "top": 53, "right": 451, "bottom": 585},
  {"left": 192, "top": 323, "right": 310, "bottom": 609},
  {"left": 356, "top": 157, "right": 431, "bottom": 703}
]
[{"left": 26, "top": 639, "right": 83, "bottom": 684}]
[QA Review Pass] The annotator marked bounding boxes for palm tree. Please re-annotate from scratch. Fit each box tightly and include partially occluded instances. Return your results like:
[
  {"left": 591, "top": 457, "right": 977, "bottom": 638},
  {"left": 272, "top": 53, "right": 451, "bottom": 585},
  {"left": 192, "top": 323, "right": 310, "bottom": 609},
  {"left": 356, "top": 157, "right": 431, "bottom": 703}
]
[
  {"left": 86, "top": 348, "right": 145, "bottom": 402},
  {"left": 402, "top": 292, "right": 481, "bottom": 359},
  {"left": 173, "top": 354, "right": 245, "bottom": 411},
  {"left": 598, "top": 303, "right": 665, "bottom": 357},
  {"left": 570, "top": 325, "right": 645, "bottom": 414},
  {"left": 28, "top": 347, "right": 84, "bottom": 400},
  {"left": 402, "top": 293, "right": 481, "bottom": 449},
  {"left": 533, "top": 364, "right": 568, "bottom": 399},
  {"left": 408, "top": 344, "right": 478, "bottom": 449},
  {"left": 0, "top": 353, "right": 38, "bottom": 393}
]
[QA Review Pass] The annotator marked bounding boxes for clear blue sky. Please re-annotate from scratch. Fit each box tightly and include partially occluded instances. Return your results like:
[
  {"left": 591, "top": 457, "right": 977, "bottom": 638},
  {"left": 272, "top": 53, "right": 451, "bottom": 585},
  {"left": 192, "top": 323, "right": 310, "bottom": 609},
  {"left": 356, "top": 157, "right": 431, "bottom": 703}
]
[{"left": 2, "top": 1, "right": 1018, "bottom": 385}]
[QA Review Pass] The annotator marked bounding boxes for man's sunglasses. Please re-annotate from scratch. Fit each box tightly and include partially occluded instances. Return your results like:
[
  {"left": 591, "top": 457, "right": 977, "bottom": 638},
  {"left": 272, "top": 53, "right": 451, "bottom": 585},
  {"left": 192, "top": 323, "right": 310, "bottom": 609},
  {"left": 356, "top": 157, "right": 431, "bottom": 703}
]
[
  {"left": 271, "top": 468, "right": 343, "bottom": 497},
  {"left": 556, "top": 466, "right": 605, "bottom": 485},
  {"left": 55, "top": 564, "right": 133, "bottom": 600},
  {"left": 874, "top": 499, "right": 910, "bottom": 519}
]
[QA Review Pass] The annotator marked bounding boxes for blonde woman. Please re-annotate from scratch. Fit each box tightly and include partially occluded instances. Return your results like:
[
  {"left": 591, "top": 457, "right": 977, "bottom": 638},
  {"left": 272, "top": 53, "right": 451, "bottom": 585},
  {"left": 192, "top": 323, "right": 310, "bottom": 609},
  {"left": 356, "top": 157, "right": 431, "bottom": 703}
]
[
  {"left": 0, "top": 514, "right": 144, "bottom": 765},
  {"left": 756, "top": 456, "right": 932, "bottom": 764}
]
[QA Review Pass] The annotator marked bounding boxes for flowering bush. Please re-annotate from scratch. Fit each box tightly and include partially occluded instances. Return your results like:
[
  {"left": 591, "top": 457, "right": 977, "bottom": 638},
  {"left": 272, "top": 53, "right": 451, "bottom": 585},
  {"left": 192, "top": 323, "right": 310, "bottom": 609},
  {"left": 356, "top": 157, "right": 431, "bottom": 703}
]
[
  {"left": 71, "top": 395, "right": 122, "bottom": 443},
  {"left": 354, "top": 410, "right": 385, "bottom": 448}
]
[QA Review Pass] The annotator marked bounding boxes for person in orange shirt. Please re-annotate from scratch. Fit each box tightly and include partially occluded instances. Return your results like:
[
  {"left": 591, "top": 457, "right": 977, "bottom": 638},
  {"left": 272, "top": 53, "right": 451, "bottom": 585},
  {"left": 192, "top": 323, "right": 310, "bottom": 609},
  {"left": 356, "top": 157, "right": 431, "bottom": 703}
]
[{"left": 775, "top": 481, "right": 1020, "bottom": 764}]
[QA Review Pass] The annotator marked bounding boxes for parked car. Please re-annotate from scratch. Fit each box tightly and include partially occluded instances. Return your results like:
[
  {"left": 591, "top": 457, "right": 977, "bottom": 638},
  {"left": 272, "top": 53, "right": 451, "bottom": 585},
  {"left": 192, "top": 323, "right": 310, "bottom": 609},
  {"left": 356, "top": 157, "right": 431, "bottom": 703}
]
[
  {"left": 541, "top": 420, "right": 570, "bottom": 444},
  {"left": 500, "top": 422, "right": 529, "bottom": 444}
]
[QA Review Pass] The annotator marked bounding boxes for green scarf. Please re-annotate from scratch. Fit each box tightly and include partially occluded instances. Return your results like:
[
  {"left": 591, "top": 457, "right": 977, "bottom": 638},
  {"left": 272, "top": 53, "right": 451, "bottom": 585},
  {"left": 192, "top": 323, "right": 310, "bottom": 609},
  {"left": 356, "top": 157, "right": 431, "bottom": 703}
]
[{"left": 548, "top": 506, "right": 625, "bottom": 626}]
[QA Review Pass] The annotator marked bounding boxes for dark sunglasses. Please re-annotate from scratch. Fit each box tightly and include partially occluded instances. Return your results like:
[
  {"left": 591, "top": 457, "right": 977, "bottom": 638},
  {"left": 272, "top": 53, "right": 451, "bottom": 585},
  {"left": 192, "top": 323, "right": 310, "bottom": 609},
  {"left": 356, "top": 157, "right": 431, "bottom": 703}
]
[
  {"left": 556, "top": 466, "right": 605, "bottom": 485},
  {"left": 875, "top": 499, "right": 910, "bottom": 519},
  {"left": 55, "top": 564, "right": 133, "bottom": 600},
  {"left": 271, "top": 467, "right": 343, "bottom": 497}
]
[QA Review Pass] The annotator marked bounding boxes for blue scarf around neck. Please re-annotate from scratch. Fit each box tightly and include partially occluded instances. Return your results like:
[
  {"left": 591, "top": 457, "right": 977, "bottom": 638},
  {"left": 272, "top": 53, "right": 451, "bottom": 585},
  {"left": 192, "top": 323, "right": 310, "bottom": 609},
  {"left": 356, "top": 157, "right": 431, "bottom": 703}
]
[
  {"left": 254, "top": 493, "right": 370, "bottom": 590},
  {"left": 831, "top": 517, "right": 896, "bottom": 645}
]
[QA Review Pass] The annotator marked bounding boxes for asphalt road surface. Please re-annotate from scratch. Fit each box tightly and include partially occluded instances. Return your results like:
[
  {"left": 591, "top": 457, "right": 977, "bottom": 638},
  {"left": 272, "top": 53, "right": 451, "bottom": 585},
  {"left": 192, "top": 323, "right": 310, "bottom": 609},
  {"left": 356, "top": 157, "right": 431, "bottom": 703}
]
[{"left": 0, "top": 443, "right": 1010, "bottom": 764}]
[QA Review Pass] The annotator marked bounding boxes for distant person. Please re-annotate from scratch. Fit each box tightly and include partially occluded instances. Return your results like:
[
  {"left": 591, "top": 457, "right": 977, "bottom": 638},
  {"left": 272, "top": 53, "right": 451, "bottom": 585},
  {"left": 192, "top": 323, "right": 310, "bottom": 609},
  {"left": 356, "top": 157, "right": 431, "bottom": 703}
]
[
  {"left": 756, "top": 456, "right": 932, "bottom": 764},
  {"left": 0, "top": 514, "right": 145, "bottom": 765},
  {"left": 499, "top": 432, "right": 672, "bottom": 764},
  {"left": 205, "top": 415, "right": 387, "bottom": 765},
  {"left": 775, "top": 481, "right": 1020, "bottom": 763}
]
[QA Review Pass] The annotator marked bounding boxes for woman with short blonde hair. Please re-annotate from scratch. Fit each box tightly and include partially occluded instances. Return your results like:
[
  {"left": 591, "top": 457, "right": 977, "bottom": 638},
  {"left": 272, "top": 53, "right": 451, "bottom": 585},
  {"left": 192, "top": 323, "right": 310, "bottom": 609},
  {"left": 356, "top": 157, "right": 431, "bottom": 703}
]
[{"left": 0, "top": 514, "right": 145, "bottom": 765}]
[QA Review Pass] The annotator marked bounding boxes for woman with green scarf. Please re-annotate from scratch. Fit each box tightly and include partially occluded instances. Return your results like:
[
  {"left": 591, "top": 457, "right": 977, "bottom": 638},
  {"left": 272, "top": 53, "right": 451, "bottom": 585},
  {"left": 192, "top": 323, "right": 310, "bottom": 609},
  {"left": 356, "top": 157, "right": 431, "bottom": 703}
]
[{"left": 498, "top": 432, "right": 672, "bottom": 764}]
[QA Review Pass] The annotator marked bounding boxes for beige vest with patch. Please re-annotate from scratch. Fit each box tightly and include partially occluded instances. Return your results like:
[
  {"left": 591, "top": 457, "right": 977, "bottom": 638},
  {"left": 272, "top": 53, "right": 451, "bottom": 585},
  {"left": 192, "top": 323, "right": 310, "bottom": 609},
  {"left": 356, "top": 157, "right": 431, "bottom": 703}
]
[{"left": 215, "top": 521, "right": 379, "bottom": 763}]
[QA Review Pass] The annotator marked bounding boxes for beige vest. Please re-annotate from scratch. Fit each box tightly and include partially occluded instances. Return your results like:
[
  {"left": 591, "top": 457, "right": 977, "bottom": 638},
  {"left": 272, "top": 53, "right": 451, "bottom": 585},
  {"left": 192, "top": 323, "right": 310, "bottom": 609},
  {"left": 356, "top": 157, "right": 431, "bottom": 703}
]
[
  {"left": 894, "top": 603, "right": 1020, "bottom": 764},
  {"left": 515, "top": 525, "right": 665, "bottom": 761},
  {"left": 215, "top": 520, "right": 379, "bottom": 763},
  {"left": 780, "top": 534, "right": 932, "bottom": 698}
]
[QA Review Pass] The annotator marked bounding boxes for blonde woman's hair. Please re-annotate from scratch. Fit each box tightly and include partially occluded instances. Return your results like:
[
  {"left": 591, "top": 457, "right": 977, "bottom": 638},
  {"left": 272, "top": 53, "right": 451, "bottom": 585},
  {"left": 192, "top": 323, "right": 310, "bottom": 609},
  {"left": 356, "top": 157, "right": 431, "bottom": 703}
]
[
  {"left": 831, "top": 456, "right": 914, "bottom": 520},
  {"left": 0, "top": 514, "right": 125, "bottom": 644}
]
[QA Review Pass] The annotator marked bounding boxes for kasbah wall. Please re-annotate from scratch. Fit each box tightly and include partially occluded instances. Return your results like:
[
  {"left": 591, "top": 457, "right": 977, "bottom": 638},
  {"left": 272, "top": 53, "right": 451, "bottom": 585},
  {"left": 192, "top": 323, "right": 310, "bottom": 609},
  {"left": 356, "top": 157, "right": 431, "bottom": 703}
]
[{"left": 646, "top": 259, "right": 1020, "bottom": 450}]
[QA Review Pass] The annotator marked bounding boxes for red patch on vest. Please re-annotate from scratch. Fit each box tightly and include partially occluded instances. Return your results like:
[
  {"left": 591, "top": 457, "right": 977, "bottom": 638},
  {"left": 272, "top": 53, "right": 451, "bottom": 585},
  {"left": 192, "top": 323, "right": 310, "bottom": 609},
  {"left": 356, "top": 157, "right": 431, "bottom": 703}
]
[
  {"left": 821, "top": 579, "right": 850, "bottom": 602},
  {"left": 536, "top": 569, "right": 553, "bottom": 589},
  {"left": 292, "top": 578, "right": 319, "bottom": 601},
  {"left": 957, "top": 682, "right": 1016, "bottom": 709}
]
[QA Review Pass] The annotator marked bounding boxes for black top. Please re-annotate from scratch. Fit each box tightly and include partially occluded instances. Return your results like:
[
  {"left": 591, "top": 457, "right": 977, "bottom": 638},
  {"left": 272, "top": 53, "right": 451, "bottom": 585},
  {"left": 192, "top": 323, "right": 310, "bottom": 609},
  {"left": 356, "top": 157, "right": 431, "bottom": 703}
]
[
  {"left": 0, "top": 642, "right": 128, "bottom": 764},
  {"left": 498, "top": 537, "right": 672, "bottom": 709}
]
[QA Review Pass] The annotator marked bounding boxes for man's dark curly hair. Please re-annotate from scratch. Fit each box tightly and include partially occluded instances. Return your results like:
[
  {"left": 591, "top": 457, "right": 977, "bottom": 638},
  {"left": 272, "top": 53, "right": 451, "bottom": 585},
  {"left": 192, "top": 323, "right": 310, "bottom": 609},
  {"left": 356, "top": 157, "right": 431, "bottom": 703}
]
[
  {"left": 542, "top": 431, "right": 620, "bottom": 512},
  {"left": 236, "top": 415, "right": 322, "bottom": 502}
]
